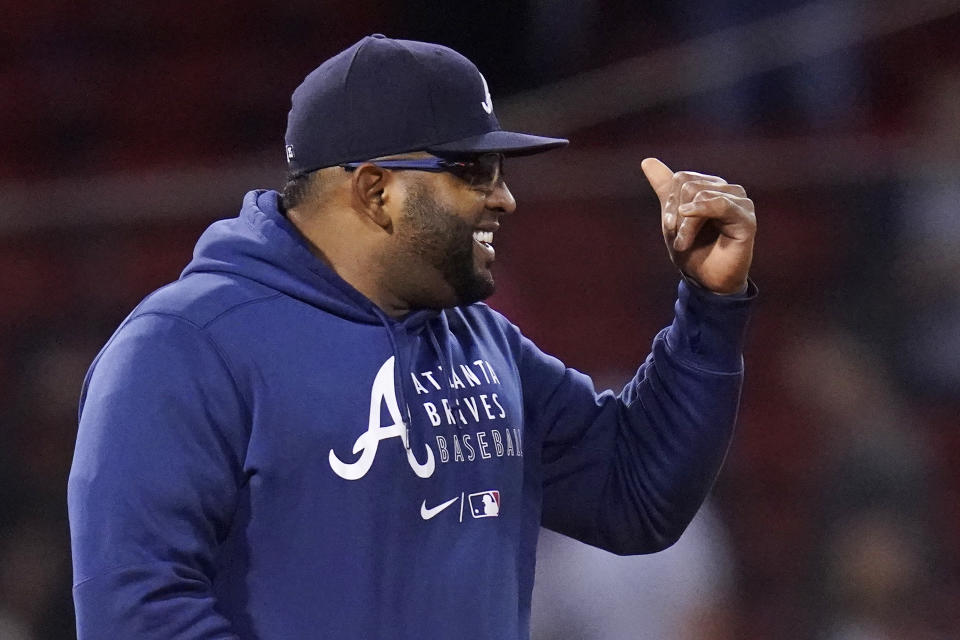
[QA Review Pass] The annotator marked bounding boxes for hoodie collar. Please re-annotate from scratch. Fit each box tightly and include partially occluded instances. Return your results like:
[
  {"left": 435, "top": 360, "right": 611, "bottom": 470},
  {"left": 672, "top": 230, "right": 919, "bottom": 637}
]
[
  {"left": 183, "top": 189, "right": 447, "bottom": 331},
  {"left": 183, "top": 189, "right": 454, "bottom": 449}
]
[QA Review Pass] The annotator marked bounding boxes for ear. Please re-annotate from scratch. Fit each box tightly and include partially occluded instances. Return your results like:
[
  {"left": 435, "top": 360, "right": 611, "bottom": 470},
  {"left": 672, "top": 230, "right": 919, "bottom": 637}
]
[{"left": 349, "top": 164, "right": 395, "bottom": 229}]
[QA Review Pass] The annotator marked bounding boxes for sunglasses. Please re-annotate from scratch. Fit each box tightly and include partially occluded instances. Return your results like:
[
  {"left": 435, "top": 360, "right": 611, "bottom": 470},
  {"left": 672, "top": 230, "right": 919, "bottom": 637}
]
[{"left": 341, "top": 153, "right": 505, "bottom": 193}]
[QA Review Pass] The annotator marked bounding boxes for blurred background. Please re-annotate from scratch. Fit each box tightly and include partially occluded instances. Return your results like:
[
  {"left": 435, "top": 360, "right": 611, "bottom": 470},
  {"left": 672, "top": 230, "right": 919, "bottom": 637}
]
[{"left": 2, "top": 0, "right": 959, "bottom": 638}]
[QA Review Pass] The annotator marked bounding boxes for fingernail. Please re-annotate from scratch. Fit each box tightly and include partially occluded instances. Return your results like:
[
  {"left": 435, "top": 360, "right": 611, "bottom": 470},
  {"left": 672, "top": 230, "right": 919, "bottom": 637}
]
[
  {"left": 664, "top": 212, "right": 674, "bottom": 227},
  {"left": 678, "top": 203, "right": 694, "bottom": 214}
]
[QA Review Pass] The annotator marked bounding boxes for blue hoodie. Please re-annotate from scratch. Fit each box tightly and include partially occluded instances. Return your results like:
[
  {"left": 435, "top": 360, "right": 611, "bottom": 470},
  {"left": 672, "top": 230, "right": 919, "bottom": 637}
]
[{"left": 68, "top": 189, "right": 754, "bottom": 639}]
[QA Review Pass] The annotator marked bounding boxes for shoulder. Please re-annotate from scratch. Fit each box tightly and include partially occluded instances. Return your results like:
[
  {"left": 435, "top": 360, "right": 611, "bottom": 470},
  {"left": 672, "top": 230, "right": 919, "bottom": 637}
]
[
  {"left": 444, "top": 303, "right": 539, "bottom": 370},
  {"left": 447, "top": 302, "right": 522, "bottom": 342},
  {"left": 89, "top": 273, "right": 282, "bottom": 385},
  {"left": 131, "top": 272, "right": 282, "bottom": 330},
  {"left": 81, "top": 275, "right": 266, "bottom": 414}
]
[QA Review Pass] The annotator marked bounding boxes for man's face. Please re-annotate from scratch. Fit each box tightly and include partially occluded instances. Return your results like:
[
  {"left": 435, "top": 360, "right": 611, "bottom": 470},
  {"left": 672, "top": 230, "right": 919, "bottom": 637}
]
[{"left": 389, "top": 162, "right": 514, "bottom": 309}]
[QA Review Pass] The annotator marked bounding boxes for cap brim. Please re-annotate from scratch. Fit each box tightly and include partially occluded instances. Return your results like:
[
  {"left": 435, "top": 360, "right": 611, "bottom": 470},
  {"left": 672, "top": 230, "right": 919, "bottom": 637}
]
[{"left": 426, "top": 130, "right": 568, "bottom": 158}]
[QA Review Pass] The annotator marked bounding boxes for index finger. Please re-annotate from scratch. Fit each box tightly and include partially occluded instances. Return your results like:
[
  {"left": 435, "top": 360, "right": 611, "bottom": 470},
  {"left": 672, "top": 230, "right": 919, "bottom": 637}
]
[{"left": 641, "top": 157, "right": 675, "bottom": 204}]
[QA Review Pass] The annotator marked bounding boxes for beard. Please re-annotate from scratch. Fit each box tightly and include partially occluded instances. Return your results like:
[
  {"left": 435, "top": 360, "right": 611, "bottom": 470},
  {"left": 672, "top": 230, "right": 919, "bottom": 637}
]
[{"left": 397, "top": 181, "right": 495, "bottom": 307}]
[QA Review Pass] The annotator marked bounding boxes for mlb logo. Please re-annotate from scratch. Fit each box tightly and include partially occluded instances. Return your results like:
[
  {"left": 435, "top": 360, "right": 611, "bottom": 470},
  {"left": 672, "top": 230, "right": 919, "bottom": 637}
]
[
  {"left": 468, "top": 490, "right": 500, "bottom": 518},
  {"left": 285, "top": 145, "right": 295, "bottom": 162}
]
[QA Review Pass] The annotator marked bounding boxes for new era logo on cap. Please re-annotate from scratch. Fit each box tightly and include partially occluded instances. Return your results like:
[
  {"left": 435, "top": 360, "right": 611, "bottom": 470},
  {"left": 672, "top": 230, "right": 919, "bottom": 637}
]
[{"left": 283, "top": 34, "right": 567, "bottom": 175}]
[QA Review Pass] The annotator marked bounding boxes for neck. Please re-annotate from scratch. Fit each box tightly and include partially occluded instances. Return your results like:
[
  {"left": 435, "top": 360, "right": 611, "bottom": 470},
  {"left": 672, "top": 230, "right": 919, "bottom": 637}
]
[{"left": 286, "top": 205, "right": 413, "bottom": 318}]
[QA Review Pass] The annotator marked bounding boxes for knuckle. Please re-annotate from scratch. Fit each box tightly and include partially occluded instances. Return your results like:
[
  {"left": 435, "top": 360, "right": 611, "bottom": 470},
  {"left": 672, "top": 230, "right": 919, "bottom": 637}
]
[
  {"left": 696, "top": 188, "right": 720, "bottom": 199},
  {"left": 677, "top": 170, "right": 713, "bottom": 180},
  {"left": 708, "top": 200, "right": 729, "bottom": 214}
]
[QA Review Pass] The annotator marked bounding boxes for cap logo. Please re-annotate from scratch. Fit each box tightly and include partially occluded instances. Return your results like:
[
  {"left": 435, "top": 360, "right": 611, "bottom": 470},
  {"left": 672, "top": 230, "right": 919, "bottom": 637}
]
[
  {"left": 285, "top": 145, "right": 295, "bottom": 163},
  {"left": 479, "top": 72, "right": 493, "bottom": 115}
]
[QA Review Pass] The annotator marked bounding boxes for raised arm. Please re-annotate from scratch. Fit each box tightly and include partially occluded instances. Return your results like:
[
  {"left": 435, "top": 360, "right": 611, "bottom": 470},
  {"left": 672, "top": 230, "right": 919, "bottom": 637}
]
[
  {"left": 528, "top": 160, "right": 757, "bottom": 554},
  {"left": 526, "top": 279, "right": 753, "bottom": 554}
]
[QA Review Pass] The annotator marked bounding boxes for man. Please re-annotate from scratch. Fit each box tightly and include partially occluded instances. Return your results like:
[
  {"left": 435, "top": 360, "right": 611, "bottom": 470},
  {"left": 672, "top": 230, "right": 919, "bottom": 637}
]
[{"left": 68, "top": 34, "right": 756, "bottom": 639}]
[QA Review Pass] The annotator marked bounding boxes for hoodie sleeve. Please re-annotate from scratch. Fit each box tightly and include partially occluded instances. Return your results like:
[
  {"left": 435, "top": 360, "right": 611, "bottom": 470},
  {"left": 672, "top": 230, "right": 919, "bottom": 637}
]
[
  {"left": 522, "top": 279, "right": 755, "bottom": 554},
  {"left": 68, "top": 313, "right": 248, "bottom": 639}
]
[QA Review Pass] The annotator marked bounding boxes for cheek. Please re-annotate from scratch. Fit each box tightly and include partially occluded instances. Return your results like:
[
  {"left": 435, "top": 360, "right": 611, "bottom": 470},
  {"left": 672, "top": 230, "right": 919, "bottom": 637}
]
[
  {"left": 433, "top": 176, "right": 485, "bottom": 217},
  {"left": 401, "top": 180, "right": 479, "bottom": 248},
  {"left": 450, "top": 200, "right": 484, "bottom": 235}
]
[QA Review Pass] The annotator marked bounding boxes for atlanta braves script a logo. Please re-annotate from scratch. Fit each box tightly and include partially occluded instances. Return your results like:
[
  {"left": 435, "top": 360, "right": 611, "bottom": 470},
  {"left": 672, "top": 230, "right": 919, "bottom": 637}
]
[{"left": 329, "top": 357, "right": 435, "bottom": 481}]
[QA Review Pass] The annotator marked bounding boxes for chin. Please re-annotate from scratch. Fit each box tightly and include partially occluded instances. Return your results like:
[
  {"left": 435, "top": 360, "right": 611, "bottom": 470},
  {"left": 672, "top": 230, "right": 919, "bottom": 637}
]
[{"left": 453, "top": 276, "right": 495, "bottom": 307}]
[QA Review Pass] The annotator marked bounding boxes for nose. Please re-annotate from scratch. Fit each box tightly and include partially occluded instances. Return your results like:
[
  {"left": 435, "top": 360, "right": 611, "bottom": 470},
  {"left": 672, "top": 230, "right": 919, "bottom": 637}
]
[{"left": 486, "top": 180, "right": 516, "bottom": 215}]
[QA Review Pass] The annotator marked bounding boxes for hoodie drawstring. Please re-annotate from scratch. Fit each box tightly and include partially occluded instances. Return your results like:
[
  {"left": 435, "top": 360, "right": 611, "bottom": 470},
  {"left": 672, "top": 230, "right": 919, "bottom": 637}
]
[
  {"left": 371, "top": 306, "right": 464, "bottom": 451},
  {"left": 428, "top": 314, "right": 464, "bottom": 429},
  {"left": 371, "top": 309, "right": 415, "bottom": 450}
]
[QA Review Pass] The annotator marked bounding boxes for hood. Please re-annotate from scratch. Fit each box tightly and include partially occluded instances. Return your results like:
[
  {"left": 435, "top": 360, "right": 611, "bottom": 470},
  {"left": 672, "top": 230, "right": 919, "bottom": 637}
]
[
  {"left": 182, "top": 189, "right": 460, "bottom": 445},
  {"left": 182, "top": 189, "right": 389, "bottom": 325}
]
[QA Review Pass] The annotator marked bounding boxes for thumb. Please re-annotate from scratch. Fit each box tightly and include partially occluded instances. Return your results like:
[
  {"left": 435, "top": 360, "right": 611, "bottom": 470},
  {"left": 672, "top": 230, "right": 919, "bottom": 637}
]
[{"left": 641, "top": 157, "right": 674, "bottom": 204}]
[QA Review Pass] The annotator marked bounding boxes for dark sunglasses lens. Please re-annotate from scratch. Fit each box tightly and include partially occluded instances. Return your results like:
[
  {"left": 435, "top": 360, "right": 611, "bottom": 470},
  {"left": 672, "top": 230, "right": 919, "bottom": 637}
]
[{"left": 451, "top": 154, "right": 502, "bottom": 188}]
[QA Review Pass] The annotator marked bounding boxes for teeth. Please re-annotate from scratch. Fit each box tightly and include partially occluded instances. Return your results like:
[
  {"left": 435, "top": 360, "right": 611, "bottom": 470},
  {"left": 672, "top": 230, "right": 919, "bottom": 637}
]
[{"left": 472, "top": 231, "right": 494, "bottom": 245}]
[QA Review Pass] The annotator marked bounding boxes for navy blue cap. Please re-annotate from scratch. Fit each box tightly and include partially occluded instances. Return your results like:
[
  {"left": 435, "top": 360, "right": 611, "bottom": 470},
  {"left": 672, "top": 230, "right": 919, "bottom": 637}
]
[{"left": 284, "top": 34, "right": 568, "bottom": 175}]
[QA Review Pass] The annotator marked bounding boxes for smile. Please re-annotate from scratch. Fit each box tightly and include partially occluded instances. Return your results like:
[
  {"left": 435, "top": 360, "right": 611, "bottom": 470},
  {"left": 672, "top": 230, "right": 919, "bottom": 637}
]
[
  {"left": 472, "top": 230, "right": 494, "bottom": 247},
  {"left": 472, "top": 230, "right": 495, "bottom": 261}
]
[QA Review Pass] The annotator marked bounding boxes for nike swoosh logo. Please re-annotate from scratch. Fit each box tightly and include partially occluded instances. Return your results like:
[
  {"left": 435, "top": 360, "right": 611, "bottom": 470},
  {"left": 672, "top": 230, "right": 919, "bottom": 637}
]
[{"left": 420, "top": 496, "right": 460, "bottom": 520}]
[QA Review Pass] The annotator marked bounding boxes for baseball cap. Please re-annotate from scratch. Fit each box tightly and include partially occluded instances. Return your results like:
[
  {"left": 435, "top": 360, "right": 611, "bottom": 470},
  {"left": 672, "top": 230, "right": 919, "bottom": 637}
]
[{"left": 284, "top": 34, "right": 568, "bottom": 176}]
